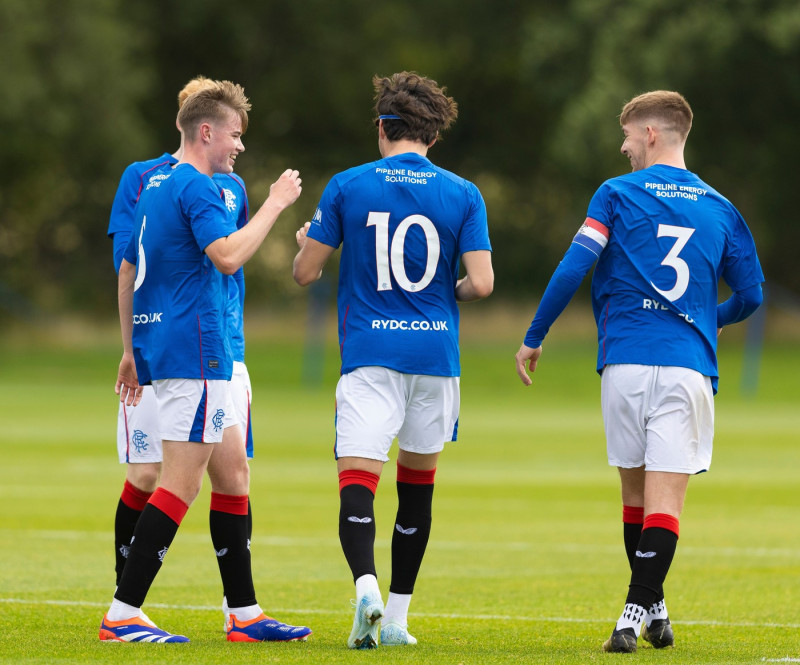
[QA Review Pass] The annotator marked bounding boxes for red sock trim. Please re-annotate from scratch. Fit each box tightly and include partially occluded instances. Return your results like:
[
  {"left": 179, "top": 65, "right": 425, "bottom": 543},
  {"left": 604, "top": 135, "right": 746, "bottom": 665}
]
[
  {"left": 121, "top": 480, "right": 153, "bottom": 512},
  {"left": 210, "top": 492, "right": 249, "bottom": 516},
  {"left": 338, "top": 469, "right": 380, "bottom": 495},
  {"left": 148, "top": 487, "right": 189, "bottom": 525},
  {"left": 643, "top": 513, "right": 680, "bottom": 538},
  {"left": 622, "top": 505, "right": 644, "bottom": 524},
  {"left": 397, "top": 463, "right": 436, "bottom": 485}
]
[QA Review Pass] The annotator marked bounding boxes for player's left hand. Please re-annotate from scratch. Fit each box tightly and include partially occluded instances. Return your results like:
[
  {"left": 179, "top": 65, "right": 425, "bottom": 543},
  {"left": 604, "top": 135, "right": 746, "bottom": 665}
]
[
  {"left": 116, "top": 352, "right": 143, "bottom": 406},
  {"left": 515, "top": 343, "right": 542, "bottom": 386}
]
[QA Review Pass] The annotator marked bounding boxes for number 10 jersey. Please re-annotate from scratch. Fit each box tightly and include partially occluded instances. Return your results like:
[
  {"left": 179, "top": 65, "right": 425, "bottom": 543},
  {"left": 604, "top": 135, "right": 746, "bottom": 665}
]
[{"left": 307, "top": 152, "right": 492, "bottom": 377}]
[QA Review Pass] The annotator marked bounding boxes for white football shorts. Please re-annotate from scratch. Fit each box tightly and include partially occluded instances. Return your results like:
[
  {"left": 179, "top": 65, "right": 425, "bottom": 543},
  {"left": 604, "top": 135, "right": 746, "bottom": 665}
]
[
  {"left": 117, "top": 384, "right": 162, "bottom": 464},
  {"left": 601, "top": 364, "right": 714, "bottom": 474},
  {"left": 152, "top": 378, "right": 235, "bottom": 444},
  {"left": 230, "top": 361, "right": 254, "bottom": 458},
  {"left": 334, "top": 366, "right": 460, "bottom": 462}
]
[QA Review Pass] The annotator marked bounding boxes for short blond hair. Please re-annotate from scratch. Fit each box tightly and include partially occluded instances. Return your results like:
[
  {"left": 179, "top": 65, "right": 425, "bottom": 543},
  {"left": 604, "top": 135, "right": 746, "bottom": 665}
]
[
  {"left": 177, "top": 75, "right": 216, "bottom": 108},
  {"left": 177, "top": 80, "right": 251, "bottom": 139},
  {"left": 620, "top": 91, "right": 693, "bottom": 140}
]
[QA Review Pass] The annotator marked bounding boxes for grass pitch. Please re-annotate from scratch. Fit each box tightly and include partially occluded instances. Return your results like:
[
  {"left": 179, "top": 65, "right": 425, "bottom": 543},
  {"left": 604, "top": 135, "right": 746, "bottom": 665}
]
[{"left": 1, "top": 318, "right": 798, "bottom": 664}]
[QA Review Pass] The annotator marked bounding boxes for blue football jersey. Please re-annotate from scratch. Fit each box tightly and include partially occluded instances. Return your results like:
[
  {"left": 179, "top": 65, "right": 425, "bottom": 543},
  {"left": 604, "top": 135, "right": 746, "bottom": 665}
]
[
  {"left": 108, "top": 153, "right": 178, "bottom": 273},
  {"left": 123, "top": 163, "right": 237, "bottom": 384},
  {"left": 584, "top": 164, "right": 764, "bottom": 385},
  {"left": 214, "top": 172, "right": 249, "bottom": 363},
  {"left": 307, "top": 152, "right": 491, "bottom": 377}
]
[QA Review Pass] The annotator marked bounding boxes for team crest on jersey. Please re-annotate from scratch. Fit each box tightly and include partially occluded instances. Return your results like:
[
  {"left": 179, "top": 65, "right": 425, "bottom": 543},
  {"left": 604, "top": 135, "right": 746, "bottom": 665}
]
[
  {"left": 222, "top": 188, "right": 238, "bottom": 212},
  {"left": 131, "top": 429, "right": 149, "bottom": 453},
  {"left": 212, "top": 409, "right": 225, "bottom": 432}
]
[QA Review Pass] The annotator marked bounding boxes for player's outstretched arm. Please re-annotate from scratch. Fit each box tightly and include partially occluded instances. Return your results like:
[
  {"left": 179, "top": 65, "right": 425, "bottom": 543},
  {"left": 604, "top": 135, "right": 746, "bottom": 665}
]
[
  {"left": 455, "top": 250, "right": 494, "bottom": 302},
  {"left": 206, "top": 169, "right": 302, "bottom": 275},
  {"left": 514, "top": 344, "right": 542, "bottom": 386},
  {"left": 293, "top": 223, "right": 336, "bottom": 286}
]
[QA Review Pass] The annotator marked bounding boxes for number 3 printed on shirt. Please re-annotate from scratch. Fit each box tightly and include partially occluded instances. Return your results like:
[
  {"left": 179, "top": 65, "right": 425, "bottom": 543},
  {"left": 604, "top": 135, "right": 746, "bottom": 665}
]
[
  {"left": 650, "top": 223, "right": 695, "bottom": 302},
  {"left": 367, "top": 212, "right": 440, "bottom": 292},
  {"left": 133, "top": 216, "right": 147, "bottom": 292}
]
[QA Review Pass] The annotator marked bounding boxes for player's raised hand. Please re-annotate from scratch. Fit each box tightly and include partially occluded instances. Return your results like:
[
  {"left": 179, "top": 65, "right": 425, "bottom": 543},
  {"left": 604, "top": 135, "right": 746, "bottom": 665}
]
[
  {"left": 514, "top": 343, "right": 542, "bottom": 386},
  {"left": 268, "top": 169, "right": 302, "bottom": 211},
  {"left": 296, "top": 221, "right": 311, "bottom": 249},
  {"left": 116, "top": 352, "right": 143, "bottom": 406}
]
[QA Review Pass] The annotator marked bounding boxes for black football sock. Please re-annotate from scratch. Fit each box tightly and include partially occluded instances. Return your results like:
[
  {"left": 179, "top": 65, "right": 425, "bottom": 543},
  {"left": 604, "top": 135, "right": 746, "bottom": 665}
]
[
  {"left": 626, "top": 514, "right": 679, "bottom": 610},
  {"left": 114, "top": 488, "right": 188, "bottom": 608},
  {"left": 114, "top": 481, "right": 153, "bottom": 585},
  {"left": 389, "top": 465, "right": 435, "bottom": 595},
  {"left": 338, "top": 480, "right": 378, "bottom": 582},
  {"left": 210, "top": 493, "right": 256, "bottom": 608}
]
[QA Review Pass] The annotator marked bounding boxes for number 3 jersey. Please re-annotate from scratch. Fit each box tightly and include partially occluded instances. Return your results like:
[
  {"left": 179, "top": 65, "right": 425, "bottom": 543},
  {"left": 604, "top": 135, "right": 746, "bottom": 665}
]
[
  {"left": 583, "top": 164, "right": 764, "bottom": 382},
  {"left": 307, "top": 152, "right": 492, "bottom": 377},
  {"left": 123, "top": 163, "right": 236, "bottom": 384}
]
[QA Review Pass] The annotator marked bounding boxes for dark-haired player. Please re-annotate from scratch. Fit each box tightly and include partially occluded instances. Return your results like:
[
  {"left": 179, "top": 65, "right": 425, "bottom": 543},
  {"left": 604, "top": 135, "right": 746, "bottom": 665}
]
[{"left": 294, "top": 71, "right": 493, "bottom": 648}]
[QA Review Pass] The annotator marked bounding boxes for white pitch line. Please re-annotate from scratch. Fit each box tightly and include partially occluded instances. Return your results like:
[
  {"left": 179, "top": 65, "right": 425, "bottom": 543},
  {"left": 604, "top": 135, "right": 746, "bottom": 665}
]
[
  {"left": 2, "top": 597, "right": 799, "bottom": 630},
  {"left": 1, "top": 529, "right": 799, "bottom": 559}
]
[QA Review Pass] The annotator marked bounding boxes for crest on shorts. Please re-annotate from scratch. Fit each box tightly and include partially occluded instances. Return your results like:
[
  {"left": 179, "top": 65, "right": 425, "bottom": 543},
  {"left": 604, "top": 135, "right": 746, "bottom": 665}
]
[
  {"left": 131, "top": 429, "right": 149, "bottom": 453},
  {"left": 212, "top": 409, "right": 225, "bottom": 432}
]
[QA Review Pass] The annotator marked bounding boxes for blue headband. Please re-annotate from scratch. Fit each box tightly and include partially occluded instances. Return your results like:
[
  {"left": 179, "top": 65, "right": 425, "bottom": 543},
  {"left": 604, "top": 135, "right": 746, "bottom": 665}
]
[{"left": 378, "top": 114, "right": 401, "bottom": 120}]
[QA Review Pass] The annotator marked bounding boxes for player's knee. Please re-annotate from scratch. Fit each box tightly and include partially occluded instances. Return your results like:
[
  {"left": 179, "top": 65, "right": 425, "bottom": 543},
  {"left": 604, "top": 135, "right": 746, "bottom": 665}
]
[{"left": 126, "top": 462, "right": 161, "bottom": 493}]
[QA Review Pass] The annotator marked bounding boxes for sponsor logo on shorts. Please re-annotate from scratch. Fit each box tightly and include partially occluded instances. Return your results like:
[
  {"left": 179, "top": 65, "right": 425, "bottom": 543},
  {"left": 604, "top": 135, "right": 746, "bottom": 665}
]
[{"left": 371, "top": 319, "right": 449, "bottom": 331}]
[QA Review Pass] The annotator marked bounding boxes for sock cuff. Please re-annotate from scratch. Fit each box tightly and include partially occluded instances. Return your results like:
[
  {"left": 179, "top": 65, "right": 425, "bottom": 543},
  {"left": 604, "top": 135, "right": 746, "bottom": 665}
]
[
  {"left": 339, "top": 469, "right": 380, "bottom": 495},
  {"left": 121, "top": 480, "right": 153, "bottom": 511},
  {"left": 397, "top": 463, "right": 436, "bottom": 485},
  {"left": 210, "top": 492, "right": 249, "bottom": 516},
  {"left": 148, "top": 487, "right": 189, "bottom": 525},
  {"left": 622, "top": 505, "right": 644, "bottom": 524},
  {"left": 643, "top": 512, "right": 680, "bottom": 538}
]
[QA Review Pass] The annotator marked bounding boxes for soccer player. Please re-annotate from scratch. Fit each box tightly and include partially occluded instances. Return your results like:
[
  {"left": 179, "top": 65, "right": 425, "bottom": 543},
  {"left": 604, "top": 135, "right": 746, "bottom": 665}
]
[
  {"left": 293, "top": 71, "right": 494, "bottom": 648},
  {"left": 107, "top": 76, "right": 256, "bottom": 630},
  {"left": 100, "top": 81, "right": 311, "bottom": 643},
  {"left": 514, "top": 91, "right": 764, "bottom": 652}
]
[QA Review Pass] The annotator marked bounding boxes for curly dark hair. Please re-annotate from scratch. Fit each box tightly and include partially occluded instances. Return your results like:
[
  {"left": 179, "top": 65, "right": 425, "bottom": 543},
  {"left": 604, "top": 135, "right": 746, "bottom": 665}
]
[{"left": 373, "top": 71, "right": 458, "bottom": 145}]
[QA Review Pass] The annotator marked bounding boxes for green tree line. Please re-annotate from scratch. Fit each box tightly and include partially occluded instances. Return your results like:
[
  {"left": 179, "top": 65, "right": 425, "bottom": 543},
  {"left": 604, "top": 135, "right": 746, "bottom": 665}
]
[{"left": 1, "top": 0, "right": 796, "bottom": 319}]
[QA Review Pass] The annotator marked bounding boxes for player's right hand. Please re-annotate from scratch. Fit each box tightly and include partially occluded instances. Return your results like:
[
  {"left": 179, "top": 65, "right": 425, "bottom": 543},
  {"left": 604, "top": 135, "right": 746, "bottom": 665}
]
[
  {"left": 116, "top": 352, "right": 143, "bottom": 407},
  {"left": 296, "top": 221, "right": 311, "bottom": 249},
  {"left": 268, "top": 169, "right": 302, "bottom": 210},
  {"left": 514, "top": 343, "right": 542, "bottom": 386}
]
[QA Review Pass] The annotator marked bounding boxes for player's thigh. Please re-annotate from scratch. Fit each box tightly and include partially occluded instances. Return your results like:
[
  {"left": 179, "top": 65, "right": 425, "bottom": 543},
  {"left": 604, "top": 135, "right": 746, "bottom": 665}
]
[
  {"left": 117, "top": 384, "right": 163, "bottom": 463},
  {"left": 397, "top": 374, "right": 459, "bottom": 455},
  {"left": 335, "top": 366, "right": 406, "bottom": 462},
  {"left": 152, "top": 378, "right": 235, "bottom": 444},
  {"left": 645, "top": 366, "right": 714, "bottom": 474},
  {"left": 230, "top": 361, "right": 254, "bottom": 458},
  {"left": 602, "top": 364, "right": 651, "bottom": 468}
]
